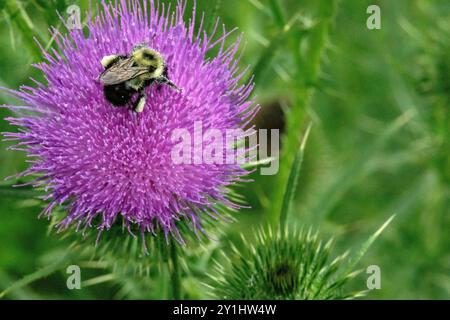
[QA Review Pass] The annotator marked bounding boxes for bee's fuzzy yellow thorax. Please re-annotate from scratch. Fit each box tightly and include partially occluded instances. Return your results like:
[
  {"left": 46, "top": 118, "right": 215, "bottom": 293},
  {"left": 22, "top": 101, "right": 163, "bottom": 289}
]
[{"left": 133, "top": 48, "right": 164, "bottom": 76}]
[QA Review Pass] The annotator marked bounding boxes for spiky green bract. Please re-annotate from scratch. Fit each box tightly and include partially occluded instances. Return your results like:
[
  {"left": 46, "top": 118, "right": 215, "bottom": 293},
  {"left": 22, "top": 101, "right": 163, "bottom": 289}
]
[
  {"left": 211, "top": 227, "right": 361, "bottom": 300},
  {"left": 52, "top": 208, "right": 230, "bottom": 299}
]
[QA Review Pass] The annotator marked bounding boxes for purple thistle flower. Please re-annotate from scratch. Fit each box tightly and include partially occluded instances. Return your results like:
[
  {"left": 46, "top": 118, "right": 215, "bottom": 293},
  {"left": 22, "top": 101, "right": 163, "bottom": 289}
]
[{"left": 2, "top": 0, "right": 258, "bottom": 244}]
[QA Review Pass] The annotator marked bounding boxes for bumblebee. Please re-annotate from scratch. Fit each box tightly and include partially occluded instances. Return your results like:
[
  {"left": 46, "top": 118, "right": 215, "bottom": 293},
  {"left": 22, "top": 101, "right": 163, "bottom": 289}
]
[{"left": 99, "top": 44, "right": 181, "bottom": 112}]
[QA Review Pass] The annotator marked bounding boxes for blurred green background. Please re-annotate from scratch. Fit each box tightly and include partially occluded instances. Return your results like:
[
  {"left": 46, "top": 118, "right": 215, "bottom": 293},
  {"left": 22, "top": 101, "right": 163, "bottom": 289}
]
[{"left": 0, "top": 0, "right": 449, "bottom": 299}]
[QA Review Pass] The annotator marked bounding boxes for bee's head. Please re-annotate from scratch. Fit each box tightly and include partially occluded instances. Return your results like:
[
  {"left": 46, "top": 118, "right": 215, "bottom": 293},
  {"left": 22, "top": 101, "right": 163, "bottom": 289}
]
[{"left": 133, "top": 47, "right": 164, "bottom": 76}]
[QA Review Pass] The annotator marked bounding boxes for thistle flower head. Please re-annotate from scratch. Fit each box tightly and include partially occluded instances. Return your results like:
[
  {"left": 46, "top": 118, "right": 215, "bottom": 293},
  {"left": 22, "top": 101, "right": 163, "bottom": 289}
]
[
  {"left": 2, "top": 0, "right": 257, "bottom": 243},
  {"left": 212, "top": 227, "right": 362, "bottom": 300}
]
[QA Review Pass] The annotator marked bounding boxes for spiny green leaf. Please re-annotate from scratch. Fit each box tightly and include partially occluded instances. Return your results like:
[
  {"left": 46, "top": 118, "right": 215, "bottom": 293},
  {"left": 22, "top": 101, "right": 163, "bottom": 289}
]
[
  {"left": 0, "top": 251, "right": 72, "bottom": 298},
  {"left": 251, "top": 14, "right": 304, "bottom": 85},
  {"left": 0, "top": 185, "right": 42, "bottom": 198},
  {"left": 4, "top": 0, "right": 46, "bottom": 59},
  {"left": 82, "top": 273, "right": 116, "bottom": 288},
  {"left": 248, "top": 0, "right": 270, "bottom": 15},
  {"left": 0, "top": 270, "right": 42, "bottom": 299},
  {"left": 333, "top": 215, "right": 396, "bottom": 287},
  {"left": 2, "top": 9, "right": 16, "bottom": 51},
  {"left": 268, "top": 0, "right": 285, "bottom": 28},
  {"left": 241, "top": 156, "right": 276, "bottom": 169},
  {"left": 279, "top": 123, "right": 312, "bottom": 229}
]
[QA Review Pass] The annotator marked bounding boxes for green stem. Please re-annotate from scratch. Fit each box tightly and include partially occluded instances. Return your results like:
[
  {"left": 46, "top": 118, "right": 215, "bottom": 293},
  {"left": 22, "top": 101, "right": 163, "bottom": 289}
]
[
  {"left": 169, "top": 239, "right": 181, "bottom": 300},
  {"left": 267, "top": 0, "right": 337, "bottom": 226}
]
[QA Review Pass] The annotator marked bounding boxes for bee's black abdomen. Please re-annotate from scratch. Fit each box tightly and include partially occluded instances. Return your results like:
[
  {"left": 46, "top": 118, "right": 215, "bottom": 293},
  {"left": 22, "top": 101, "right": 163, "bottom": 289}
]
[{"left": 103, "top": 84, "right": 133, "bottom": 106}]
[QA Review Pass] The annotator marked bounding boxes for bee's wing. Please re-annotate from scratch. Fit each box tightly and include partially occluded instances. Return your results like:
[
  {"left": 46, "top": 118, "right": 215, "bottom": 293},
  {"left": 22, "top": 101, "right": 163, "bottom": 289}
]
[{"left": 99, "top": 57, "right": 149, "bottom": 85}]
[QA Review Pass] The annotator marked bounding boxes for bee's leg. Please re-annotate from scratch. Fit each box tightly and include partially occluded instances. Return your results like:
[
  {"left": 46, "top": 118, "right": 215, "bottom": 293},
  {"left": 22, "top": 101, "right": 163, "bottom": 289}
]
[
  {"left": 133, "top": 92, "right": 146, "bottom": 113},
  {"left": 157, "top": 76, "right": 182, "bottom": 92}
]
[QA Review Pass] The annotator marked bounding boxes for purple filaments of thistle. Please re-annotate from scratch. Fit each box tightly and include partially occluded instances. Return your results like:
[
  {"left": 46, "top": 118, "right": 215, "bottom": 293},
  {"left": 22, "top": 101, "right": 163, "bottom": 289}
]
[{"left": 2, "top": 0, "right": 258, "bottom": 245}]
